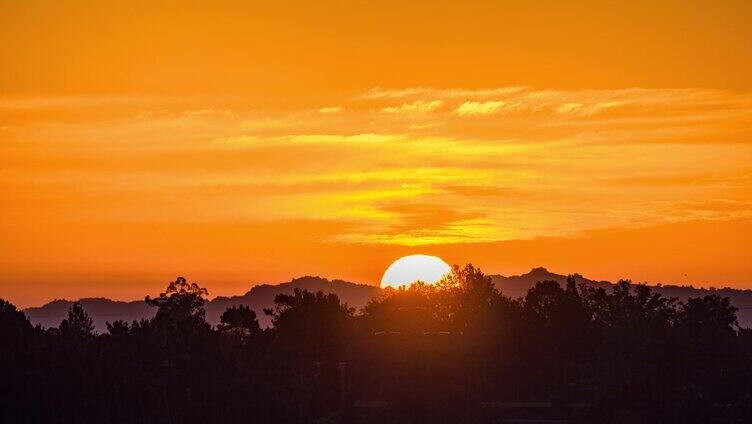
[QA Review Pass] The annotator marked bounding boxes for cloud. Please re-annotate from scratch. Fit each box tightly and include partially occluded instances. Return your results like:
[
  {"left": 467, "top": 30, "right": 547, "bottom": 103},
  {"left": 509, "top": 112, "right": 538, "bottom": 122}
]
[
  {"left": 409, "top": 122, "right": 443, "bottom": 130},
  {"left": 453, "top": 101, "right": 507, "bottom": 116},
  {"left": 556, "top": 101, "right": 623, "bottom": 116},
  {"left": 363, "top": 86, "right": 526, "bottom": 99},
  {"left": 184, "top": 109, "right": 236, "bottom": 118},
  {"left": 4, "top": 87, "right": 752, "bottom": 253},
  {"left": 381, "top": 100, "right": 444, "bottom": 114},
  {"left": 331, "top": 202, "right": 494, "bottom": 246},
  {"left": 318, "top": 106, "right": 342, "bottom": 114}
]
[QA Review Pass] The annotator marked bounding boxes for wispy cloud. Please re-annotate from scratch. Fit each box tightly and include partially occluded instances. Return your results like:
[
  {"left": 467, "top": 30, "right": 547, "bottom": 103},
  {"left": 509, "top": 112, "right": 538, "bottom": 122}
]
[
  {"left": 555, "top": 101, "right": 623, "bottom": 116},
  {"left": 318, "top": 106, "right": 342, "bottom": 114},
  {"left": 363, "top": 86, "right": 526, "bottom": 99},
  {"left": 381, "top": 100, "right": 443, "bottom": 114},
  {"left": 3, "top": 86, "right": 752, "bottom": 249},
  {"left": 453, "top": 101, "right": 507, "bottom": 116}
]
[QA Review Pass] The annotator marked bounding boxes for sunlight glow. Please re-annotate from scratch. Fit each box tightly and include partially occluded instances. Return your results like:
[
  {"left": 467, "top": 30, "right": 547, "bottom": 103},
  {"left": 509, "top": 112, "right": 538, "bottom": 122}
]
[{"left": 380, "top": 255, "right": 452, "bottom": 288}]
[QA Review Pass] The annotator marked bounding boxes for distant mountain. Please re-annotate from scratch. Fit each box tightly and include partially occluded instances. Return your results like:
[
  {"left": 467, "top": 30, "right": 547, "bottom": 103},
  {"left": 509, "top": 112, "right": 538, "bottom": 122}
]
[
  {"left": 24, "top": 276, "right": 381, "bottom": 332},
  {"left": 207, "top": 276, "right": 381, "bottom": 328},
  {"left": 490, "top": 267, "right": 752, "bottom": 328},
  {"left": 24, "top": 298, "right": 154, "bottom": 333},
  {"left": 23, "top": 269, "right": 752, "bottom": 331},
  {"left": 490, "top": 267, "right": 612, "bottom": 299}
]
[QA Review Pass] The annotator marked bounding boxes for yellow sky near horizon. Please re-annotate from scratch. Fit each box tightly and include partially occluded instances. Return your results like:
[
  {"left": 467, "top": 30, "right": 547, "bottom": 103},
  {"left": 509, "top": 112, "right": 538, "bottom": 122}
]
[{"left": 1, "top": 1, "right": 751, "bottom": 307}]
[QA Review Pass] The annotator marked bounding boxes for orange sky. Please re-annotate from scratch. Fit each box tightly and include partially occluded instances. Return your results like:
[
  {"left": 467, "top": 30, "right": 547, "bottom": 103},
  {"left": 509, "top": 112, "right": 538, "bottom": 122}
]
[{"left": 2, "top": 1, "right": 752, "bottom": 307}]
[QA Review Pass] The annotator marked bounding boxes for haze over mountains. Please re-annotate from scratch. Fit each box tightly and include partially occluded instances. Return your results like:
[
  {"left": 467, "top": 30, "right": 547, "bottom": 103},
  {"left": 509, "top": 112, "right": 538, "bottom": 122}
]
[
  {"left": 24, "top": 268, "right": 752, "bottom": 331},
  {"left": 24, "top": 276, "right": 381, "bottom": 331}
]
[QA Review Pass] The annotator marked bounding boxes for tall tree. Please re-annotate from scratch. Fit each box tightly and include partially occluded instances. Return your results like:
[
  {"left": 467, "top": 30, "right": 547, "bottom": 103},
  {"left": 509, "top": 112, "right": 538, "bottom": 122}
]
[
  {"left": 0, "top": 298, "right": 33, "bottom": 341},
  {"left": 59, "top": 301, "right": 95, "bottom": 337},
  {"left": 218, "top": 305, "right": 261, "bottom": 340},
  {"left": 146, "top": 276, "right": 209, "bottom": 329}
]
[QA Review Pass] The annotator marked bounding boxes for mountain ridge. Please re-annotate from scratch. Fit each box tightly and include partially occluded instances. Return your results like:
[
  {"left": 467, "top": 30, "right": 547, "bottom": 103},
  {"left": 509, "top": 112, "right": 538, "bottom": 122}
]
[{"left": 23, "top": 268, "right": 752, "bottom": 331}]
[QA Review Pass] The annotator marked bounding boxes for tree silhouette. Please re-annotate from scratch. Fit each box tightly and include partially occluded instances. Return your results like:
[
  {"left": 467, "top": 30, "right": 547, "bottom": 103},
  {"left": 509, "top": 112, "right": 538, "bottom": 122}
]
[
  {"left": 146, "top": 276, "right": 209, "bottom": 329},
  {"left": 265, "top": 288, "right": 355, "bottom": 361},
  {"left": 59, "top": 301, "right": 95, "bottom": 337},
  {"left": 105, "top": 319, "right": 131, "bottom": 336},
  {"left": 0, "top": 300, "right": 38, "bottom": 423},
  {"left": 0, "top": 298, "right": 33, "bottom": 341},
  {"left": 436, "top": 263, "right": 501, "bottom": 333},
  {"left": 219, "top": 305, "right": 261, "bottom": 340},
  {"left": 678, "top": 294, "right": 738, "bottom": 332}
]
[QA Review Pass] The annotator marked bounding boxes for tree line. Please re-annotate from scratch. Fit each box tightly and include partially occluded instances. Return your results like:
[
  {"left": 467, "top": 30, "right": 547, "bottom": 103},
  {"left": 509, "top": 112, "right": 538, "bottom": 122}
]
[{"left": 2, "top": 265, "right": 751, "bottom": 423}]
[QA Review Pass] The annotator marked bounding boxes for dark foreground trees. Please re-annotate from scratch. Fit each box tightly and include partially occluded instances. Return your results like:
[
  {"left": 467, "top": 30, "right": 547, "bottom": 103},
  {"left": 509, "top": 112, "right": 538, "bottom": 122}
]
[{"left": 1, "top": 267, "right": 752, "bottom": 423}]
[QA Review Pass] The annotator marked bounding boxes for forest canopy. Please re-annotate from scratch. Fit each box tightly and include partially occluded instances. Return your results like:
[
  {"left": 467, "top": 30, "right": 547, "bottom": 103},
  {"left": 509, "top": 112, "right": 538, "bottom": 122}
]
[{"left": 2, "top": 265, "right": 751, "bottom": 423}]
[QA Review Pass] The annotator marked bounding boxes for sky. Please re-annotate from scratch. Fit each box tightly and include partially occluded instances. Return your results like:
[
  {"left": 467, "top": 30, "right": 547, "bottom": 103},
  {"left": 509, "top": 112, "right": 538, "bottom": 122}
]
[{"left": 1, "top": 0, "right": 752, "bottom": 307}]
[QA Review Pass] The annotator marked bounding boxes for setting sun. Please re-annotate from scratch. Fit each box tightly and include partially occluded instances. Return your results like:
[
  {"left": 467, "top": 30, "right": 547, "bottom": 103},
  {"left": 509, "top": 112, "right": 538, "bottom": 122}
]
[{"left": 380, "top": 255, "right": 452, "bottom": 288}]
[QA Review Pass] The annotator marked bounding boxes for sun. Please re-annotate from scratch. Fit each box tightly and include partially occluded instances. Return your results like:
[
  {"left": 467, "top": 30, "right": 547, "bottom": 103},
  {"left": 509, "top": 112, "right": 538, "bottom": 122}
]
[{"left": 380, "top": 255, "right": 452, "bottom": 288}]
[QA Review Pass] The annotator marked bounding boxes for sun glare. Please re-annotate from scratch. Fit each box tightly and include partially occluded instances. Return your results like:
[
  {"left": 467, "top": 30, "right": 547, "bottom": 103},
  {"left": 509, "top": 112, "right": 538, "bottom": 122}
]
[{"left": 380, "top": 255, "right": 452, "bottom": 288}]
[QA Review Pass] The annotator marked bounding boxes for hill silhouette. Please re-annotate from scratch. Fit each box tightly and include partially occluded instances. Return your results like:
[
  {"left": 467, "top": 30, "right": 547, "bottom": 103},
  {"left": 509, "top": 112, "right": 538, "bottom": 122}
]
[
  {"left": 207, "top": 276, "right": 381, "bottom": 328},
  {"left": 23, "top": 297, "right": 153, "bottom": 332},
  {"left": 23, "top": 268, "right": 752, "bottom": 331},
  {"left": 493, "top": 267, "right": 752, "bottom": 327},
  {"left": 24, "top": 276, "right": 381, "bottom": 331},
  {"left": 491, "top": 266, "right": 613, "bottom": 299}
]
